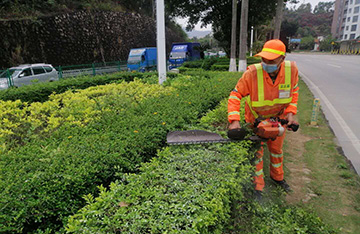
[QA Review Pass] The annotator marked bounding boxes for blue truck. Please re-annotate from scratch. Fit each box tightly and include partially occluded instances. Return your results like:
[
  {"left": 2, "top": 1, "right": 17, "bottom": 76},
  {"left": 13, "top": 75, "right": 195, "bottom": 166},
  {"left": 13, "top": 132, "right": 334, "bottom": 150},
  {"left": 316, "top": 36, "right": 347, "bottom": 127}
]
[
  {"left": 168, "top": 42, "right": 201, "bottom": 70},
  {"left": 127, "top": 47, "right": 157, "bottom": 72}
]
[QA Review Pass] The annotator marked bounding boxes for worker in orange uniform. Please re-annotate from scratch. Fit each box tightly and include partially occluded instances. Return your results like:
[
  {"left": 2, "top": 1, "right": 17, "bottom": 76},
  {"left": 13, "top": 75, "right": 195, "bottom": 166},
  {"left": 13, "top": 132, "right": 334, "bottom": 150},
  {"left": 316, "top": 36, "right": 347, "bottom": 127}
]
[{"left": 227, "top": 39, "right": 299, "bottom": 199}]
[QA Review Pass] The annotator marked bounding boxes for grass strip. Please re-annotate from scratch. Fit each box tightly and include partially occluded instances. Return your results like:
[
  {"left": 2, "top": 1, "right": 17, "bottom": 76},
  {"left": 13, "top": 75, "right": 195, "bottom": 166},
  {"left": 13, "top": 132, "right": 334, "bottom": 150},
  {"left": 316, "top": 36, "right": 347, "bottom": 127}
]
[{"left": 282, "top": 78, "right": 360, "bottom": 233}]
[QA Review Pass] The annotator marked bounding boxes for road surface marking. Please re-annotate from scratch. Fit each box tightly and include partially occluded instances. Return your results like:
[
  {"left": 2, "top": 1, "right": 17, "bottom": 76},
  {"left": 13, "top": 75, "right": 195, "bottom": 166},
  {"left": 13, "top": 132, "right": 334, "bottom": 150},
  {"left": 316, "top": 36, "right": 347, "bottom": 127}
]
[
  {"left": 300, "top": 71, "right": 360, "bottom": 159},
  {"left": 327, "top": 64, "right": 341, "bottom": 68}
]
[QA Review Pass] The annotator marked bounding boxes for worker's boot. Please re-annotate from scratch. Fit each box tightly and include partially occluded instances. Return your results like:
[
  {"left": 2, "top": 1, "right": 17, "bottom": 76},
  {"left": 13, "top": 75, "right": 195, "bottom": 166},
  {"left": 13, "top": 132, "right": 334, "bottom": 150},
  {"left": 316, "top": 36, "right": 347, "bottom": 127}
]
[{"left": 271, "top": 178, "right": 292, "bottom": 193}]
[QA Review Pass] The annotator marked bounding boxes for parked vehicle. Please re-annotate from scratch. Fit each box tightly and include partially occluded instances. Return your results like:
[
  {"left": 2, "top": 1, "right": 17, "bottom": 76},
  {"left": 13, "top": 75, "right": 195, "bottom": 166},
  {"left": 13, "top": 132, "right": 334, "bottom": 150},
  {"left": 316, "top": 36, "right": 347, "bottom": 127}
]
[
  {"left": 168, "top": 42, "right": 201, "bottom": 70},
  {"left": 127, "top": 47, "right": 157, "bottom": 72},
  {"left": 0, "top": 64, "right": 58, "bottom": 90}
]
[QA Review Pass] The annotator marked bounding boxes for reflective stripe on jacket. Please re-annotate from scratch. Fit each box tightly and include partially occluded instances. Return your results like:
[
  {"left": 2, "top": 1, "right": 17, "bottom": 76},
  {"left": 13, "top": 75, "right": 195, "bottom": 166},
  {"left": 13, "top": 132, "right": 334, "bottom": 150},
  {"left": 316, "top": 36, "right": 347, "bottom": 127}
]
[{"left": 228, "top": 60, "right": 299, "bottom": 123}]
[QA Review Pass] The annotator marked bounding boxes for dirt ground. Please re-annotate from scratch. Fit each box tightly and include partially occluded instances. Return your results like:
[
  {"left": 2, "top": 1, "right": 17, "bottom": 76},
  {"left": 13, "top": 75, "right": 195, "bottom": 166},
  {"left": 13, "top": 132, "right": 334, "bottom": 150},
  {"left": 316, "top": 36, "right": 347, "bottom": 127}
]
[{"left": 285, "top": 129, "right": 316, "bottom": 204}]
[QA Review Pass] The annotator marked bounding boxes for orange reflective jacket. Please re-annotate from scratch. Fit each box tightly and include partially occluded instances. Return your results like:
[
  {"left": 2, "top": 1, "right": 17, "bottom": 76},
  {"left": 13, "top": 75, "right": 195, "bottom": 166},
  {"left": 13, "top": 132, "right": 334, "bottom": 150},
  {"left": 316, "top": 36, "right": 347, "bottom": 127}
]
[{"left": 228, "top": 61, "right": 299, "bottom": 123}]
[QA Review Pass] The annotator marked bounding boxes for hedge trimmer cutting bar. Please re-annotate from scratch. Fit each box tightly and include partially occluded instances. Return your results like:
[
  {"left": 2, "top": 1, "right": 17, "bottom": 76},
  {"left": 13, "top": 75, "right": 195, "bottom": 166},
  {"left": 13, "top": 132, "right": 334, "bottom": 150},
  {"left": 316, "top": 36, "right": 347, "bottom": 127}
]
[{"left": 166, "top": 118, "right": 299, "bottom": 145}]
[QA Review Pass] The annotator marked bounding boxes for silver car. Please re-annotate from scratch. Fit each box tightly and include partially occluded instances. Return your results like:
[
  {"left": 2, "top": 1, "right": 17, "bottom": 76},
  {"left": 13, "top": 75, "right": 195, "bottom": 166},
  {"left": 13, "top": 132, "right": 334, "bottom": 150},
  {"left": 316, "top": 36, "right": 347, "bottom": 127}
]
[{"left": 0, "top": 64, "right": 59, "bottom": 90}]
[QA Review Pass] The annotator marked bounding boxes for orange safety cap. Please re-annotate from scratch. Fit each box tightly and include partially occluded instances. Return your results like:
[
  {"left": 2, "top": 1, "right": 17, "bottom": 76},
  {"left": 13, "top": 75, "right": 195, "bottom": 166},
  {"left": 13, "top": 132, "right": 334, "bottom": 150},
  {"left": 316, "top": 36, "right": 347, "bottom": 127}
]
[{"left": 254, "top": 39, "right": 286, "bottom": 60}]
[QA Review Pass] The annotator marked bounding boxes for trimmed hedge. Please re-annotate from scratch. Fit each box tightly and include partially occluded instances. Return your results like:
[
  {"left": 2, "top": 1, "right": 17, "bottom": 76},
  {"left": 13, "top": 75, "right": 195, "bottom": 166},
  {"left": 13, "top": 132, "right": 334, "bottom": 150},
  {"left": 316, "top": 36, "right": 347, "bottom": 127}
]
[
  {"left": 67, "top": 144, "right": 253, "bottom": 233},
  {"left": 66, "top": 98, "right": 335, "bottom": 233},
  {"left": 0, "top": 72, "right": 241, "bottom": 233},
  {"left": 210, "top": 64, "right": 229, "bottom": 71},
  {"left": 0, "top": 79, "right": 174, "bottom": 151},
  {"left": 0, "top": 72, "right": 159, "bottom": 103},
  {"left": 182, "top": 57, "right": 218, "bottom": 70},
  {"left": 181, "top": 57, "right": 262, "bottom": 72}
]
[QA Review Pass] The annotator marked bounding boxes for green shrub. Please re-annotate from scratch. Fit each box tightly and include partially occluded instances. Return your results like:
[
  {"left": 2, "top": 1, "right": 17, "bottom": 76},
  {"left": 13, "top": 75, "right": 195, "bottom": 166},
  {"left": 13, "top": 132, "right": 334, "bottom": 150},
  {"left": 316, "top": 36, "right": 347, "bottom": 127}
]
[
  {"left": 0, "top": 72, "right": 241, "bottom": 233},
  {"left": 182, "top": 60, "right": 204, "bottom": 68},
  {"left": 66, "top": 143, "right": 253, "bottom": 233},
  {"left": 246, "top": 56, "right": 261, "bottom": 65},
  {"left": 66, "top": 95, "right": 334, "bottom": 233},
  {"left": 210, "top": 64, "right": 229, "bottom": 71},
  {"left": 183, "top": 57, "right": 218, "bottom": 70},
  {"left": 66, "top": 98, "right": 253, "bottom": 233},
  {"left": 180, "top": 56, "right": 260, "bottom": 73},
  {"left": 300, "top": 36, "right": 315, "bottom": 50},
  {"left": 0, "top": 79, "right": 173, "bottom": 151},
  {"left": 0, "top": 72, "right": 154, "bottom": 103}
]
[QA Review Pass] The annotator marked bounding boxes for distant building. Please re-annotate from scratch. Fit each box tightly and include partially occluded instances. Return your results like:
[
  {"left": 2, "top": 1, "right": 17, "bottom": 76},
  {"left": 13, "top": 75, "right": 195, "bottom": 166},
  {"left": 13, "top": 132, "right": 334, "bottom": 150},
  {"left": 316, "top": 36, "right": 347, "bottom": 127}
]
[{"left": 332, "top": 0, "right": 360, "bottom": 40}]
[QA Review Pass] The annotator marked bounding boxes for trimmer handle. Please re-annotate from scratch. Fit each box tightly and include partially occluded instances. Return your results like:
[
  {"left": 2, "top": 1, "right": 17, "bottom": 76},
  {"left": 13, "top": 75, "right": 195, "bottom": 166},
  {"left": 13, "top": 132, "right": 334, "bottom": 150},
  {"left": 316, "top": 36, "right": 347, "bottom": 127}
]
[
  {"left": 227, "top": 128, "right": 247, "bottom": 140},
  {"left": 288, "top": 123, "right": 299, "bottom": 132},
  {"left": 279, "top": 119, "right": 299, "bottom": 132}
]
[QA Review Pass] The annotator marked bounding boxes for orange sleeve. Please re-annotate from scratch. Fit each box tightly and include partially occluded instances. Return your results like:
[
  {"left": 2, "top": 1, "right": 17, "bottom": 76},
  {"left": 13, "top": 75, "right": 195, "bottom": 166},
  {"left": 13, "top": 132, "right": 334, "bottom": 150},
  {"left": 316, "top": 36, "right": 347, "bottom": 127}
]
[
  {"left": 227, "top": 69, "right": 252, "bottom": 123},
  {"left": 284, "top": 62, "right": 299, "bottom": 115}
]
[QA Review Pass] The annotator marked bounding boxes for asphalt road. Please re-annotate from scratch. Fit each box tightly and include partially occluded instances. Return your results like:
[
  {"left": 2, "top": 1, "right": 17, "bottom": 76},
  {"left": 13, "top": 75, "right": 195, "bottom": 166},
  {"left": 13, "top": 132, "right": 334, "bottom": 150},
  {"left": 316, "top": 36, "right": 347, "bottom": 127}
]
[{"left": 287, "top": 53, "right": 360, "bottom": 174}]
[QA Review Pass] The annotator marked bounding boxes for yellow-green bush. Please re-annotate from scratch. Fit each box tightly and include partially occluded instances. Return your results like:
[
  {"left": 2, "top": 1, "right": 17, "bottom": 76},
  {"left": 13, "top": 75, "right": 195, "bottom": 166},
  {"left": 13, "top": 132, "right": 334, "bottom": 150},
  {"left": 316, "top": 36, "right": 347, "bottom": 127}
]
[
  {"left": 0, "top": 79, "right": 174, "bottom": 151},
  {"left": 0, "top": 72, "right": 156, "bottom": 103}
]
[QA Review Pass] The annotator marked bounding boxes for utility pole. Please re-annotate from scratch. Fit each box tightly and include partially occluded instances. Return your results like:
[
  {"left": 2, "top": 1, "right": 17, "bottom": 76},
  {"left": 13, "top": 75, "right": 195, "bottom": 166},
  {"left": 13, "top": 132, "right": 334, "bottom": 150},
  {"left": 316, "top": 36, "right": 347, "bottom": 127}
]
[
  {"left": 274, "top": 0, "right": 284, "bottom": 39},
  {"left": 238, "top": 0, "right": 249, "bottom": 72},
  {"left": 156, "top": 0, "right": 166, "bottom": 84},
  {"left": 229, "top": 0, "right": 237, "bottom": 72},
  {"left": 250, "top": 26, "right": 254, "bottom": 56}
]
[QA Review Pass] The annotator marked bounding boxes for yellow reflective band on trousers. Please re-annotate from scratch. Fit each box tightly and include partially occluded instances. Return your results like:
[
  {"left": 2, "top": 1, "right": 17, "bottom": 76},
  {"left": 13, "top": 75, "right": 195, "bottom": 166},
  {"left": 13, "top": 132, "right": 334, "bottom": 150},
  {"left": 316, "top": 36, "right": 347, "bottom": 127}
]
[
  {"left": 271, "top": 162, "right": 282, "bottom": 168},
  {"left": 255, "top": 169, "right": 264, "bottom": 176},
  {"left": 228, "top": 111, "right": 240, "bottom": 116},
  {"left": 270, "top": 153, "right": 283, "bottom": 158}
]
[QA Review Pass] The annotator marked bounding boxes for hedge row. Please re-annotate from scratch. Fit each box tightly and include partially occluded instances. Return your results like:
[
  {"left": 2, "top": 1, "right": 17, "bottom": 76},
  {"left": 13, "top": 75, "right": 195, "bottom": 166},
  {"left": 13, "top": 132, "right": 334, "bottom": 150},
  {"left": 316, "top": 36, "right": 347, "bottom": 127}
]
[
  {"left": 182, "top": 57, "right": 261, "bottom": 72},
  {"left": 66, "top": 97, "right": 253, "bottom": 233},
  {"left": 213, "top": 56, "right": 261, "bottom": 66},
  {"left": 182, "top": 57, "right": 218, "bottom": 70},
  {"left": 66, "top": 99, "right": 336, "bottom": 234},
  {"left": 0, "top": 79, "right": 172, "bottom": 151},
  {"left": 67, "top": 144, "right": 253, "bottom": 233},
  {"left": 0, "top": 71, "right": 161, "bottom": 103},
  {"left": 0, "top": 72, "right": 241, "bottom": 233}
]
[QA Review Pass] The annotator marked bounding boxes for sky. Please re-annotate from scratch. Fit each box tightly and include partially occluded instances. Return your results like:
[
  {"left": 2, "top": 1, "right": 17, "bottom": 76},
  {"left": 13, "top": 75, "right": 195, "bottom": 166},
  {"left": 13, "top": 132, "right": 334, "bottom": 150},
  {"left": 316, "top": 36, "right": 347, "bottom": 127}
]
[{"left": 176, "top": 0, "right": 329, "bottom": 32}]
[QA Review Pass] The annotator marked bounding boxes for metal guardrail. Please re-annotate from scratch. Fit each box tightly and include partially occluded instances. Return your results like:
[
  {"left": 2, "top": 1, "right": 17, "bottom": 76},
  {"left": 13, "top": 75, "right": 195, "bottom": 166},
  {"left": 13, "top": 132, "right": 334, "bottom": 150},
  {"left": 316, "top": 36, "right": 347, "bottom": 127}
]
[
  {"left": 57, "top": 60, "right": 158, "bottom": 79},
  {"left": 57, "top": 61, "right": 128, "bottom": 79},
  {"left": 0, "top": 69, "right": 14, "bottom": 89},
  {"left": 0, "top": 58, "right": 178, "bottom": 90}
]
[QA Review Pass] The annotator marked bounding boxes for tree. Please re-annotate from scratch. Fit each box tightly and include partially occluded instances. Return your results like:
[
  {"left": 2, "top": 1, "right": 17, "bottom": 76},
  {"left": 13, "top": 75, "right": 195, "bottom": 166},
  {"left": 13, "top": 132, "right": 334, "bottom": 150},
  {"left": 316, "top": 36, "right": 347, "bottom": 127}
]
[
  {"left": 281, "top": 19, "right": 299, "bottom": 37},
  {"left": 166, "top": 0, "right": 279, "bottom": 56},
  {"left": 313, "top": 1, "right": 334, "bottom": 14},
  {"left": 274, "top": 0, "right": 284, "bottom": 39},
  {"left": 229, "top": 0, "right": 238, "bottom": 72},
  {"left": 282, "top": 1, "right": 334, "bottom": 38},
  {"left": 238, "top": 0, "right": 249, "bottom": 72},
  {"left": 319, "top": 36, "right": 336, "bottom": 51},
  {"left": 297, "top": 3, "right": 312, "bottom": 13},
  {"left": 299, "top": 36, "right": 315, "bottom": 50}
]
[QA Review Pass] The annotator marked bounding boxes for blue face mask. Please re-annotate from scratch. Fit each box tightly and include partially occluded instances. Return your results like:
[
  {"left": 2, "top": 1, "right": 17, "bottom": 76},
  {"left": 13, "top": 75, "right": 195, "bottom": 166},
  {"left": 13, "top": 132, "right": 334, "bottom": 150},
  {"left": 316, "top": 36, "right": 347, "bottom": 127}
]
[{"left": 262, "top": 62, "right": 278, "bottom": 74}]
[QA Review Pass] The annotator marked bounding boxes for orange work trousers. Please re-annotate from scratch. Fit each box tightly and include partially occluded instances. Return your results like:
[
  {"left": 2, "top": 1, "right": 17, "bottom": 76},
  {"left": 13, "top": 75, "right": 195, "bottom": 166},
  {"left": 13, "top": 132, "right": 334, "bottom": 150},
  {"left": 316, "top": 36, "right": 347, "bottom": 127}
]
[{"left": 254, "top": 131, "right": 286, "bottom": 191}]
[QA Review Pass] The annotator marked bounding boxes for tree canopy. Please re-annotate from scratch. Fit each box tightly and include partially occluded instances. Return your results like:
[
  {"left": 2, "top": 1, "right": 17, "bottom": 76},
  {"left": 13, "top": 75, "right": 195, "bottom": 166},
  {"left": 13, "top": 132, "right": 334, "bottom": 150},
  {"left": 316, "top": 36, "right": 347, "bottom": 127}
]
[
  {"left": 283, "top": 1, "right": 334, "bottom": 37},
  {"left": 166, "top": 0, "right": 283, "bottom": 54}
]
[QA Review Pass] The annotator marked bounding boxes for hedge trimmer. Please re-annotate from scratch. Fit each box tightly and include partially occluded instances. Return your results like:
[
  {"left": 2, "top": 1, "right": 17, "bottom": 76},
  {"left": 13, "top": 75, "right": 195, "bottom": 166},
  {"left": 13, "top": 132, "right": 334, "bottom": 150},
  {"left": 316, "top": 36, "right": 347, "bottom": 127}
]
[{"left": 167, "top": 117, "right": 299, "bottom": 145}]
